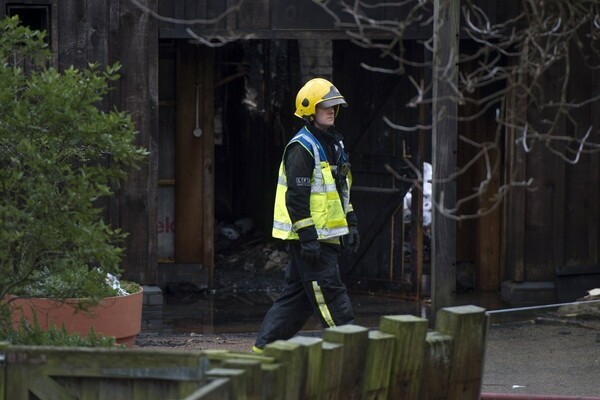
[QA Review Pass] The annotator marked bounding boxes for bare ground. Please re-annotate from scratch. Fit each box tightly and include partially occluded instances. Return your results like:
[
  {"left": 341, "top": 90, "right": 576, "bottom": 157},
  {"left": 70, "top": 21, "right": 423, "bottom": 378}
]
[{"left": 134, "top": 318, "right": 600, "bottom": 397}]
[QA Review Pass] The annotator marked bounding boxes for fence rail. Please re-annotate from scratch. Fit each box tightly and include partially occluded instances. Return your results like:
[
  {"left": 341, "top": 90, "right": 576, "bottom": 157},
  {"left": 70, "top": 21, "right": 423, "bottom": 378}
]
[{"left": 0, "top": 305, "right": 487, "bottom": 400}]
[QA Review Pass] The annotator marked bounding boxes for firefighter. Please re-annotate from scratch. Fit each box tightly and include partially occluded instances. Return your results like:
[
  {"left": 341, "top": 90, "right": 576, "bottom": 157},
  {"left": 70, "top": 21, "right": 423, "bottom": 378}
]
[{"left": 253, "top": 77, "right": 360, "bottom": 353}]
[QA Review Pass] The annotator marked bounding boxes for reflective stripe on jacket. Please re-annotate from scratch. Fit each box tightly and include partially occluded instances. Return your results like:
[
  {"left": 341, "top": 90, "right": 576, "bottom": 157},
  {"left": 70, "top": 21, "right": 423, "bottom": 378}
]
[{"left": 272, "top": 126, "right": 351, "bottom": 241}]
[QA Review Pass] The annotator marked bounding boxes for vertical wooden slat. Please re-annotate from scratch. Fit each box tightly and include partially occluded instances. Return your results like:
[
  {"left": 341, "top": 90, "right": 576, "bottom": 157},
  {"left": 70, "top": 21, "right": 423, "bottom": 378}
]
[
  {"left": 547, "top": 61, "right": 567, "bottom": 272},
  {"left": 222, "top": 359, "right": 262, "bottom": 400},
  {"left": 379, "top": 315, "right": 428, "bottom": 400},
  {"left": 435, "top": 305, "right": 487, "bottom": 400},
  {"left": 323, "top": 324, "right": 369, "bottom": 399},
  {"left": 4, "top": 360, "right": 29, "bottom": 400},
  {"left": 201, "top": 45, "right": 215, "bottom": 287},
  {"left": 263, "top": 341, "right": 306, "bottom": 400},
  {"left": 421, "top": 331, "right": 453, "bottom": 400},
  {"left": 117, "top": 0, "right": 159, "bottom": 283},
  {"left": 591, "top": 53, "right": 600, "bottom": 262},
  {"left": 503, "top": 54, "right": 527, "bottom": 283},
  {"left": 287, "top": 336, "right": 323, "bottom": 400},
  {"left": 362, "top": 330, "right": 396, "bottom": 400},
  {"left": 431, "top": 0, "right": 459, "bottom": 315},
  {"left": 260, "top": 363, "right": 286, "bottom": 400},
  {"left": 412, "top": 93, "right": 426, "bottom": 300},
  {"left": 55, "top": 0, "right": 84, "bottom": 68},
  {"left": 175, "top": 42, "right": 204, "bottom": 262},
  {"left": 319, "top": 342, "right": 344, "bottom": 399},
  {"left": 474, "top": 109, "right": 501, "bottom": 291}
]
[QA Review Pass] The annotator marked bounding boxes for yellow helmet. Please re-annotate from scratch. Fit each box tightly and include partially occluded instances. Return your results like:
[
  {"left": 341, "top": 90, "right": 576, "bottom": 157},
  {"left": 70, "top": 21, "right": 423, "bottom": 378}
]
[{"left": 294, "top": 78, "right": 348, "bottom": 120}]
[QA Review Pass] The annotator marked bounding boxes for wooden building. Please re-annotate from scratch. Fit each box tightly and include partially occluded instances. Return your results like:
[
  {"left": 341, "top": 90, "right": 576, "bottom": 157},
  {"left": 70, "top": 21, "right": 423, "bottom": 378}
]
[{"left": 3, "top": 0, "right": 599, "bottom": 307}]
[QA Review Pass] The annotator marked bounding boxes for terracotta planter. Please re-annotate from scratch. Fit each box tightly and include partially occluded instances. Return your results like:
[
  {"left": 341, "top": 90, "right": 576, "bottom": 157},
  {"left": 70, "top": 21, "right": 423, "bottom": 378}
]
[{"left": 8, "top": 287, "right": 143, "bottom": 347}]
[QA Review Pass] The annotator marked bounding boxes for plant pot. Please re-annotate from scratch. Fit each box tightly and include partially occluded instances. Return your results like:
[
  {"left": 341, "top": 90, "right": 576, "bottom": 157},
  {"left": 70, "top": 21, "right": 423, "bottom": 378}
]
[{"left": 7, "top": 286, "right": 143, "bottom": 347}]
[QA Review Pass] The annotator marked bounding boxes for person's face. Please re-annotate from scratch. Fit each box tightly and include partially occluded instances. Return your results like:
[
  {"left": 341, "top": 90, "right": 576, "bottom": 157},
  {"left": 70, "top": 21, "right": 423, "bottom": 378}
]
[{"left": 313, "top": 105, "right": 335, "bottom": 130}]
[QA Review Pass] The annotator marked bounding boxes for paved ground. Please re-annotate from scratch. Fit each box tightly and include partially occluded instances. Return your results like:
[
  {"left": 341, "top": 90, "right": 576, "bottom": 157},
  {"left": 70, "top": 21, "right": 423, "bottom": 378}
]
[
  {"left": 135, "top": 317, "right": 600, "bottom": 398},
  {"left": 482, "top": 321, "right": 600, "bottom": 397}
]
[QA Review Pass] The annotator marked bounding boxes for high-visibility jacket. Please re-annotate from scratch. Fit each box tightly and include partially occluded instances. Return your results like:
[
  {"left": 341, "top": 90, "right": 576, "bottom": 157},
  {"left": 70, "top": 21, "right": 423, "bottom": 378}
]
[{"left": 272, "top": 126, "right": 353, "bottom": 241}]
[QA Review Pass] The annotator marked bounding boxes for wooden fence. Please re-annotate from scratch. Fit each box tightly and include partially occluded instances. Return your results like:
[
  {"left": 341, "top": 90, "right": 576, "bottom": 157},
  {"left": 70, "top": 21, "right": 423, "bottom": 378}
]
[{"left": 0, "top": 305, "right": 487, "bottom": 400}]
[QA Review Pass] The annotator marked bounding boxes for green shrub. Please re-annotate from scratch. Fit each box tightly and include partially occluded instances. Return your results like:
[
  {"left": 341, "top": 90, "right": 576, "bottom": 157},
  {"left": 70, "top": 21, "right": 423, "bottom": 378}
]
[{"left": 0, "top": 16, "right": 147, "bottom": 343}]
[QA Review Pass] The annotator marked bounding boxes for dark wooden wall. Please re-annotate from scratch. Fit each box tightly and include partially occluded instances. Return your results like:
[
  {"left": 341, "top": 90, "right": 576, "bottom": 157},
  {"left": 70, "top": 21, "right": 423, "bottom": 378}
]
[
  {"left": 157, "top": 0, "right": 430, "bottom": 40},
  {"left": 503, "top": 44, "right": 600, "bottom": 284},
  {"left": 0, "top": 0, "right": 160, "bottom": 284}
]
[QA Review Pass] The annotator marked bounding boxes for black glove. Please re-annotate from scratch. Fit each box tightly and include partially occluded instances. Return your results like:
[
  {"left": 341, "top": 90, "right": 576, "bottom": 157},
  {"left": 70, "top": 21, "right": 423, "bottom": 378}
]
[
  {"left": 298, "top": 227, "right": 321, "bottom": 265},
  {"left": 345, "top": 225, "right": 360, "bottom": 255}
]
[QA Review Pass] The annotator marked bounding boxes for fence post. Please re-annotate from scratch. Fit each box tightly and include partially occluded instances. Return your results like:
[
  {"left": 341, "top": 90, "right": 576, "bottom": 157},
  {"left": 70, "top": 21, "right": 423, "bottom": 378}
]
[
  {"left": 287, "top": 336, "right": 324, "bottom": 400},
  {"left": 362, "top": 330, "right": 396, "bottom": 400},
  {"left": 260, "top": 363, "right": 286, "bottom": 400},
  {"left": 323, "top": 324, "right": 369, "bottom": 399},
  {"left": 379, "top": 315, "right": 428, "bottom": 399},
  {"left": 320, "top": 341, "right": 344, "bottom": 399},
  {"left": 263, "top": 340, "right": 306, "bottom": 400},
  {"left": 435, "top": 305, "right": 487, "bottom": 400},
  {"left": 222, "top": 359, "right": 262, "bottom": 400},
  {"left": 204, "top": 368, "right": 247, "bottom": 400},
  {"left": 421, "top": 331, "right": 454, "bottom": 400}
]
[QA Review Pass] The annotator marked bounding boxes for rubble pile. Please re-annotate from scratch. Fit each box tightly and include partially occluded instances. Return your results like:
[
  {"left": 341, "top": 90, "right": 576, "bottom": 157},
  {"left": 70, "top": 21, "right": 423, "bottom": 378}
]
[{"left": 215, "top": 217, "right": 287, "bottom": 294}]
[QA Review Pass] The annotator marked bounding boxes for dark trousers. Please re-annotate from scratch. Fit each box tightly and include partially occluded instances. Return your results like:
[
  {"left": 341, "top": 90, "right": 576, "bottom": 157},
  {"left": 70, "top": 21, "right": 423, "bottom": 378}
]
[{"left": 254, "top": 241, "right": 355, "bottom": 349}]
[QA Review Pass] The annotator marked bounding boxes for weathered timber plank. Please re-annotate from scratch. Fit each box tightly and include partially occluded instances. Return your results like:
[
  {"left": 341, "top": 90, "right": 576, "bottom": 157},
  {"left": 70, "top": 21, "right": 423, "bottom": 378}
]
[
  {"left": 263, "top": 340, "right": 306, "bottom": 400},
  {"left": 236, "top": 0, "right": 268, "bottom": 30},
  {"left": 323, "top": 324, "right": 369, "bottom": 400},
  {"left": 260, "top": 363, "right": 286, "bottom": 400},
  {"left": 5, "top": 362, "right": 31, "bottom": 400},
  {"left": 431, "top": 0, "right": 459, "bottom": 315},
  {"left": 175, "top": 41, "right": 204, "bottom": 262},
  {"left": 591, "top": 53, "right": 600, "bottom": 261},
  {"left": 362, "top": 330, "right": 396, "bottom": 400},
  {"left": 421, "top": 331, "right": 453, "bottom": 400},
  {"left": 201, "top": 45, "right": 215, "bottom": 286},
  {"left": 30, "top": 373, "right": 77, "bottom": 400},
  {"left": 201, "top": 349, "right": 275, "bottom": 367},
  {"left": 56, "top": 0, "right": 84, "bottom": 67},
  {"left": 182, "top": 378, "right": 231, "bottom": 400},
  {"left": 379, "top": 315, "right": 428, "bottom": 400},
  {"left": 319, "top": 342, "right": 343, "bottom": 400},
  {"left": 117, "top": 0, "right": 159, "bottom": 283},
  {"left": 502, "top": 72, "right": 527, "bottom": 282},
  {"left": 6, "top": 346, "right": 204, "bottom": 379},
  {"left": 223, "top": 359, "right": 262, "bottom": 400},
  {"left": 205, "top": 368, "right": 247, "bottom": 400},
  {"left": 435, "top": 305, "right": 487, "bottom": 400},
  {"left": 287, "top": 336, "right": 324, "bottom": 400}
]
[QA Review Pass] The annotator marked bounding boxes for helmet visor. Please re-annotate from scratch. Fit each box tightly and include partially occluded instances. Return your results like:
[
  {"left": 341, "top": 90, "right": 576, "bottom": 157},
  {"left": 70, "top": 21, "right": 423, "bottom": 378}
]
[{"left": 319, "top": 98, "right": 347, "bottom": 109}]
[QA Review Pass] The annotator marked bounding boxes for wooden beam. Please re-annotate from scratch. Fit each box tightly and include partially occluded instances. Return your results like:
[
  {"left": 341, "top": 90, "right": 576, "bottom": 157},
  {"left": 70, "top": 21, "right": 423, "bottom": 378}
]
[
  {"left": 201, "top": 46, "right": 215, "bottom": 288},
  {"left": 431, "top": 0, "right": 459, "bottom": 315},
  {"left": 117, "top": 0, "right": 159, "bottom": 284},
  {"left": 434, "top": 305, "right": 487, "bottom": 400},
  {"left": 591, "top": 53, "right": 600, "bottom": 261},
  {"left": 379, "top": 315, "right": 428, "bottom": 400},
  {"left": 175, "top": 42, "right": 204, "bottom": 263}
]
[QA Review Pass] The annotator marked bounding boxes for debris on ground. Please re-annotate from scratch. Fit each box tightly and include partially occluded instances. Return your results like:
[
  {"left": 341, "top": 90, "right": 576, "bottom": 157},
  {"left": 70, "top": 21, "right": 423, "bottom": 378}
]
[
  {"left": 214, "top": 217, "right": 287, "bottom": 294},
  {"left": 541, "top": 288, "right": 600, "bottom": 330}
]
